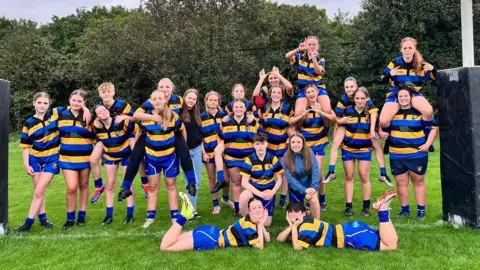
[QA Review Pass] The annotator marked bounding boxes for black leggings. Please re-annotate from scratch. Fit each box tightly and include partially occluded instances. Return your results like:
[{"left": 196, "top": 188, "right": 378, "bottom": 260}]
[{"left": 123, "top": 132, "right": 194, "bottom": 183}]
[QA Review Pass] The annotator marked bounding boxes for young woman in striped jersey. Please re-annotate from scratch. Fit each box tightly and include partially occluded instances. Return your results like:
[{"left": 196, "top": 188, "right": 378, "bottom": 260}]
[
  {"left": 200, "top": 91, "right": 234, "bottom": 215},
  {"left": 15, "top": 92, "right": 61, "bottom": 232},
  {"left": 58, "top": 89, "right": 96, "bottom": 230},
  {"left": 251, "top": 66, "right": 294, "bottom": 109}
]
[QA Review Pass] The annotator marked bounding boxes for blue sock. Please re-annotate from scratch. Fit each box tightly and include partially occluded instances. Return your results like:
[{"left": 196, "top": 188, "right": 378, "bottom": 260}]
[
  {"left": 217, "top": 170, "right": 225, "bottom": 183},
  {"left": 280, "top": 194, "right": 287, "bottom": 203},
  {"left": 147, "top": 210, "right": 156, "bottom": 219},
  {"left": 121, "top": 180, "right": 132, "bottom": 190},
  {"left": 213, "top": 199, "right": 220, "bottom": 207},
  {"left": 417, "top": 205, "right": 426, "bottom": 212},
  {"left": 106, "top": 207, "right": 113, "bottom": 217},
  {"left": 378, "top": 210, "right": 390, "bottom": 223},
  {"left": 423, "top": 120, "right": 433, "bottom": 138},
  {"left": 38, "top": 213, "right": 47, "bottom": 221},
  {"left": 234, "top": 202, "right": 239, "bottom": 212},
  {"left": 78, "top": 211, "right": 86, "bottom": 220},
  {"left": 319, "top": 194, "right": 326, "bottom": 204},
  {"left": 67, "top": 211, "right": 75, "bottom": 221},
  {"left": 380, "top": 167, "right": 387, "bottom": 175},
  {"left": 222, "top": 194, "right": 229, "bottom": 201},
  {"left": 94, "top": 178, "right": 103, "bottom": 188},
  {"left": 328, "top": 165, "right": 335, "bottom": 173},
  {"left": 25, "top": 217, "right": 35, "bottom": 225},
  {"left": 402, "top": 205, "right": 411, "bottom": 213},
  {"left": 185, "top": 170, "right": 196, "bottom": 185},
  {"left": 176, "top": 214, "right": 187, "bottom": 226},
  {"left": 140, "top": 176, "right": 148, "bottom": 185},
  {"left": 170, "top": 210, "right": 179, "bottom": 219},
  {"left": 127, "top": 207, "right": 134, "bottom": 216}
]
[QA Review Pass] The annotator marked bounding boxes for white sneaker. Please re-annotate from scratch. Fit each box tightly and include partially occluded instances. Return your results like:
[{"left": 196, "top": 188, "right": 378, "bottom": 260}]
[
  {"left": 212, "top": 206, "right": 221, "bottom": 215},
  {"left": 373, "top": 190, "right": 397, "bottom": 212},
  {"left": 142, "top": 218, "right": 155, "bottom": 228},
  {"left": 221, "top": 198, "right": 234, "bottom": 209}
]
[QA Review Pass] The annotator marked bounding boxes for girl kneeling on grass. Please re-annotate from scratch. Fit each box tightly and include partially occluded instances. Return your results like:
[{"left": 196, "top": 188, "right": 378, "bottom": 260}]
[
  {"left": 93, "top": 105, "right": 137, "bottom": 225},
  {"left": 139, "top": 89, "right": 185, "bottom": 228},
  {"left": 160, "top": 194, "right": 269, "bottom": 251},
  {"left": 15, "top": 92, "right": 62, "bottom": 232}
]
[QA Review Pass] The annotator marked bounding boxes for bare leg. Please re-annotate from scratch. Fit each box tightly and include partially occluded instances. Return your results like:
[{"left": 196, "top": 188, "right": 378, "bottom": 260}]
[
  {"left": 89, "top": 142, "right": 104, "bottom": 184},
  {"left": 294, "top": 97, "right": 308, "bottom": 117},
  {"left": 379, "top": 102, "right": 400, "bottom": 128},
  {"left": 328, "top": 126, "right": 346, "bottom": 170},
  {"left": 410, "top": 171, "right": 426, "bottom": 206},
  {"left": 27, "top": 172, "right": 54, "bottom": 219},
  {"left": 64, "top": 170, "right": 79, "bottom": 213},
  {"left": 317, "top": 95, "right": 332, "bottom": 114},
  {"left": 147, "top": 174, "right": 160, "bottom": 212},
  {"left": 307, "top": 194, "right": 320, "bottom": 220},
  {"left": 160, "top": 224, "right": 194, "bottom": 251},
  {"left": 239, "top": 190, "right": 254, "bottom": 216},
  {"left": 358, "top": 160, "right": 372, "bottom": 201},
  {"left": 395, "top": 173, "right": 410, "bottom": 207},
  {"left": 343, "top": 160, "right": 355, "bottom": 204},
  {"left": 165, "top": 176, "right": 179, "bottom": 214},
  {"left": 379, "top": 220, "right": 398, "bottom": 251},
  {"left": 412, "top": 96, "right": 433, "bottom": 121},
  {"left": 78, "top": 168, "right": 90, "bottom": 212},
  {"left": 105, "top": 164, "right": 119, "bottom": 208}
]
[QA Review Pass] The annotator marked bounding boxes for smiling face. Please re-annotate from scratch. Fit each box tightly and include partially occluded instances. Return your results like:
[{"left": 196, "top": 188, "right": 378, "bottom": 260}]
[
  {"left": 306, "top": 37, "right": 319, "bottom": 55},
  {"left": 158, "top": 79, "right": 173, "bottom": 100},
  {"left": 69, "top": 94, "right": 85, "bottom": 111},
  {"left": 151, "top": 90, "right": 167, "bottom": 110},
  {"left": 289, "top": 135, "right": 304, "bottom": 153},
  {"left": 233, "top": 100, "right": 246, "bottom": 117},
  {"left": 268, "top": 73, "right": 280, "bottom": 86},
  {"left": 397, "top": 89, "right": 412, "bottom": 108},
  {"left": 99, "top": 87, "right": 115, "bottom": 104},
  {"left": 305, "top": 86, "right": 318, "bottom": 103},
  {"left": 205, "top": 93, "right": 219, "bottom": 110},
  {"left": 95, "top": 105, "right": 110, "bottom": 121},
  {"left": 184, "top": 92, "right": 197, "bottom": 109},
  {"left": 248, "top": 199, "right": 265, "bottom": 223},
  {"left": 33, "top": 97, "right": 50, "bottom": 114},
  {"left": 401, "top": 39, "right": 416, "bottom": 62},
  {"left": 344, "top": 80, "right": 358, "bottom": 98},
  {"left": 270, "top": 87, "right": 283, "bottom": 103},
  {"left": 232, "top": 85, "right": 245, "bottom": 99},
  {"left": 354, "top": 91, "right": 367, "bottom": 109},
  {"left": 288, "top": 210, "right": 306, "bottom": 223}
]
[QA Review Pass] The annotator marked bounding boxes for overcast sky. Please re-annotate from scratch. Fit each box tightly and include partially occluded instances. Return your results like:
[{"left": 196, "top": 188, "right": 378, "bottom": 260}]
[{"left": 0, "top": 0, "right": 362, "bottom": 24}]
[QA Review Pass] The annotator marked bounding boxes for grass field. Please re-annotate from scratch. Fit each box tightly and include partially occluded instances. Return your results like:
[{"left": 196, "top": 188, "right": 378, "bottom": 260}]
[{"left": 1, "top": 137, "right": 480, "bottom": 269}]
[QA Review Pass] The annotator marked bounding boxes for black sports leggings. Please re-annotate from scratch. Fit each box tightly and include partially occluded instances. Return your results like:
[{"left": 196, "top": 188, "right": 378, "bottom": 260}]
[{"left": 123, "top": 132, "right": 194, "bottom": 183}]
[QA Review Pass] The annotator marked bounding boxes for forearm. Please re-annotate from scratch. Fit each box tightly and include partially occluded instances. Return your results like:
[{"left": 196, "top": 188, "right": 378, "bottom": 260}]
[
  {"left": 22, "top": 148, "right": 30, "bottom": 166},
  {"left": 263, "top": 227, "right": 271, "bottom": 243},
  {"left": 271, "top": 174, "right": 283, "bottom": 194},
  {"left": 254, "top": 225, "right": 265, "bottom": 249},
  {"left": 312, "top": 61, "right": 324, "bottom": 75},
  {"left": 277, "top": 226, "right": 292, "bottom": 242},
  {"left": 133, "top": 112, "right": 154, "bottom": 122},
  {"left": 285, "top": 49, "right": 298, "bottom": 59},
  {"left": 291, "top": 227, "right": 302, "bottom": 250},
  {"left": 425, "top": 128, "right": 438, "bottom": 146},
  {"left": 242, "top": 177, "right": 263, "bottom": 197},
  {"left": 253, "top": 78, "right": 264, "bottom": 97},
  {"left": 370, "top": 113, "right": 378, "bottom": 133}
]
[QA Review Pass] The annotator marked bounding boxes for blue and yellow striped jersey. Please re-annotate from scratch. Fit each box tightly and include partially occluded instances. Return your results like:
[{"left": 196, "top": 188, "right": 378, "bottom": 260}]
[
  {"left": 382, "top": 56, "right": 436, "bottom": 96},
  {"left": 20, "top": 107, "right": 63, "bottom": 163},
  {"left": 258, "top": 103, "right": 292, "bottom": 157},
  {"left": 341, "top": 106, "right": 374, "bottom": 153},
  {"left": 300, "top": 110, "right": 329, "bottom": 153},
  {"left": 100, "top": 99, "right": 134, "bottom": 117},
  {"left": 57, "top": 109, "right": 96, "bottom": 170},
  {"left": 219, "top": 215, "right": 259, "bottom": 248},
  {"left": 94, "top": 118, "right": 137, "bottom": 162},
  {"left": 335, "top": 94, "right": 377, "bottom": 118},
  {"left": 297, "top": 216, "right": 344, "bottom": 248},
  {"left": 136, "top": 94, "right": 184, "bottom": 115},
  {"left": 290, "top": 53, "right": 326, "bottom": 89},
  {"left": 218, "top": 117, "right": 262, "bottom": 162},
  {"left": 225, "top": 100, "right": 257, "bottom": 116},
  {"left": 388, "top": 108, "right": 438, "bottom": 160},
  {"left": 240, "top": 152, "right": 284, "bottom": 191},
  {"left": 140, "top": 111, "right": 184, "bottom": 164},
  {"left": 200, "top": 110, "right": 227, "bottom": 161}
]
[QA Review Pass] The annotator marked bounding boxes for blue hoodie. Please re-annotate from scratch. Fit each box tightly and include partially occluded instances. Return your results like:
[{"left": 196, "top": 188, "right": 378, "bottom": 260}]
[{"left": 283, "top": 150, "right": 320, "bottom": 194}]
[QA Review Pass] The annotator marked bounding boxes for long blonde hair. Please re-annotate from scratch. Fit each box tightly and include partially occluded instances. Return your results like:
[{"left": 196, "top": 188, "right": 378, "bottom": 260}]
[
  {"left": 181, "top": 88, "right": 202, "bottom": 126},
  {"left": 151, "top": 89, "right": 172, "bottom": 131},
  {"left": 204, "top": 91, "right": 222, "bottom": 115},
  {"left": 284, "top": 133, "right": 313, "bottom": 177},
  {"left": 401, "top": 37, "right": 424, "bottom": 72}
]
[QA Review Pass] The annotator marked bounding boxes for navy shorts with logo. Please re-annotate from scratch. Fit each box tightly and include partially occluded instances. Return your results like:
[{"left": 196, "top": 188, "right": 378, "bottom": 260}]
[{"left": 390, "top": 156, "right": 428, "bottom": 176}]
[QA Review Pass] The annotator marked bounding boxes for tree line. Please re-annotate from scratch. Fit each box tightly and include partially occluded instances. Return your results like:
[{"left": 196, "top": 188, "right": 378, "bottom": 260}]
[{"left": 1, "top": 0, "right": 479, "bottom": 130}]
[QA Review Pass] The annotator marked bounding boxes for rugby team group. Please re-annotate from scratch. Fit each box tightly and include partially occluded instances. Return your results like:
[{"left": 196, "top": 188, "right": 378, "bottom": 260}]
[{"left": 14, "top": 36, "right": 438, "bottom": 252}]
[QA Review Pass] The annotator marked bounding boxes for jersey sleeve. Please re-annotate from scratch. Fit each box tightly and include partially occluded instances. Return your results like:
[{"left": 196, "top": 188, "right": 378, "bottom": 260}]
[
  {"left": 136, "top": 99, "right": 153, "bottom": 114},
  {"left": 381, "top": 61, "right": 395, "bottom": 84},
  {"left": 272, "top": 156, "right": 284, "bottom": 176},
  {"left": 297, "top": 223, "right": 314, "bottom": 248},
  {"left": 123, "top": 102, "right": 135, "bottom": 117},
  {"left": 174, "top": 114, "right": 184, "bottom": 132},
  {"left": 19, "top": 125, "right": 33, "bottom": 148},
  {"left": 239, "top": 157, "right": 253, "bottom": 178},
  {"left": 289, "top": 53, "right": 300, "bottom": 65},
  {"left": 366, "top": 98, "right": 378, "bottom": 114}
]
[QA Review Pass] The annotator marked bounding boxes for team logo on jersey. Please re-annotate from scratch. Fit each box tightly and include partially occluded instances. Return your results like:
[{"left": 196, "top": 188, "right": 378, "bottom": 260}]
[
  {"left": 246, "top": 126, "right": 250, "bottom": 132},
  {"left": 352, "top": 221, "right": 360, "bottom": 228},
  {"left": 412, "top": 115, "right": 417, "bottom": 120},
  {"left": 52, "top": 163, "right": 57, "bottom": 169},
  {"left": 266, "top": 164, "right": 273, "bottom": 170},
  {"left": 417, "top": 166, "right": 422, "bottom": 172}
]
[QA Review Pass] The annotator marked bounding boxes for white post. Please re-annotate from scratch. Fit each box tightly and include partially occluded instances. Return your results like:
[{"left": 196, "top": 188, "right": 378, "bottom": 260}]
[{"left": 461, "top": 0, "right": 475, "bottom": 67}]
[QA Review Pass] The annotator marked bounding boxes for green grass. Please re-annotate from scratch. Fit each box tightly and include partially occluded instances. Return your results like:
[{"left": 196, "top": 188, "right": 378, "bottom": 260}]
[{"left": 1, "top": 138, "right": 480, "bottom": 269}]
